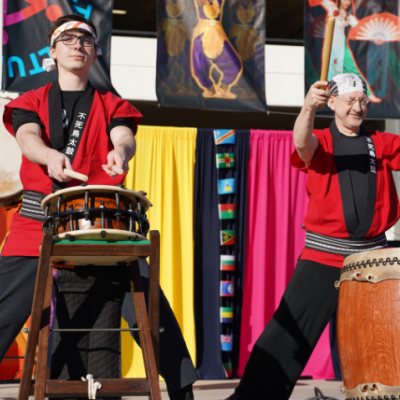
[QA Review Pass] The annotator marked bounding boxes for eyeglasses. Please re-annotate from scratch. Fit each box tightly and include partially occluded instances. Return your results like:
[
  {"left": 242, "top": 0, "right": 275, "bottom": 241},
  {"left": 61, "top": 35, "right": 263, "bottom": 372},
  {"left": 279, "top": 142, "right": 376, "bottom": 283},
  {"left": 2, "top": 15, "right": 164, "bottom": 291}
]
[
  {"left": 334, "top": 96, "right": 369, "bottom": 106},
  {"left": 57, "top": 33, "right": 96, "bottom": 48}
]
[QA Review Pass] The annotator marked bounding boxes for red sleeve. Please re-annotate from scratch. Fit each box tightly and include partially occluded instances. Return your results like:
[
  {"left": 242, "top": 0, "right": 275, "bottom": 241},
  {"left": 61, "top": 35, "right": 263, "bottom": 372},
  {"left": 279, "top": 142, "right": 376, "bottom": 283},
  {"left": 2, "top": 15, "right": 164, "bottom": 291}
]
[
  {"left": 290, "top": 149, "right": 308, "bottom": 172},
  {"left": 290, "top": 129, "right": 326, "bottom": 173},
  {"left": 378, "top": 131, "right": 400, "bottom": 170},
  {"left": 99, "top": 91, "right": 143, "bottom": 135},
  {"left": 3, "top": 86, "right": 48, "bottom": 137}
]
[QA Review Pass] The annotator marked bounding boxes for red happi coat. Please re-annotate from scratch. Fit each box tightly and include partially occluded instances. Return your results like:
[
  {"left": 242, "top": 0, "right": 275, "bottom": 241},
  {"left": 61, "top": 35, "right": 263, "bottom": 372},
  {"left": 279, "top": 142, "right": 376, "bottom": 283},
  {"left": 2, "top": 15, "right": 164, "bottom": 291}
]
[
  {"left": 291, "top": 125, "right": 400, "bottom": 268},
  {"left": 2, "top": 82, "right": 142, "bottom": 257}
]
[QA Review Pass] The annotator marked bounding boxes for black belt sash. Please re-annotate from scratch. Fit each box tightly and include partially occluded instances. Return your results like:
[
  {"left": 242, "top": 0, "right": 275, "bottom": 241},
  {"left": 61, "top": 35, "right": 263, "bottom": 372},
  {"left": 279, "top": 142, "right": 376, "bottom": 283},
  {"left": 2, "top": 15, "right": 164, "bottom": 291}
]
[
  {"left": 330, "top": 121, "right": 377, "bottom": 239},
  {"left": 20, "top": 191, "right": 46, "bottom": 222},
  {"left": 48, "top": 80, "right": 95, "bottom": 191},
  {"left": 305, "top": 230, "right": 388, "bottom": 257}
]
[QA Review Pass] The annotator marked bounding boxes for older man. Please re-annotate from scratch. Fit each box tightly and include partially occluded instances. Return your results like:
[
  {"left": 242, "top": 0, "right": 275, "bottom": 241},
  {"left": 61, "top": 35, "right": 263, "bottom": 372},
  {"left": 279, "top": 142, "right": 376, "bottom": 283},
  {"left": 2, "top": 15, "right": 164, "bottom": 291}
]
[{"left": 226, "top": 73, "right": 400, "bottom": 400}]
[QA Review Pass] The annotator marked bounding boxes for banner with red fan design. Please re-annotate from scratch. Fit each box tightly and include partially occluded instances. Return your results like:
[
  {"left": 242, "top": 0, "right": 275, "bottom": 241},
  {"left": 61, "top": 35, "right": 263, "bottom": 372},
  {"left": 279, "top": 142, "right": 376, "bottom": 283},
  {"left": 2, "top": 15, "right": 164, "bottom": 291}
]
[{"left": 305, "top": 0, "right": 400, "bottom": 118}]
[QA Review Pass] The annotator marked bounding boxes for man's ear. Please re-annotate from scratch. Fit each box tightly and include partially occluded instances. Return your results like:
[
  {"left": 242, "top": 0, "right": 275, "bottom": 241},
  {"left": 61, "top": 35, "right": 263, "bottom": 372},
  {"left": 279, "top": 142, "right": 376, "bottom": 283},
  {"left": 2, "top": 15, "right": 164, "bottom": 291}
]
[
  {"left": 50, "top": 46, "right": 57, "bottom": 61},
  {"left": 328, "top": 96, "right": 335, "bottom": 111}
]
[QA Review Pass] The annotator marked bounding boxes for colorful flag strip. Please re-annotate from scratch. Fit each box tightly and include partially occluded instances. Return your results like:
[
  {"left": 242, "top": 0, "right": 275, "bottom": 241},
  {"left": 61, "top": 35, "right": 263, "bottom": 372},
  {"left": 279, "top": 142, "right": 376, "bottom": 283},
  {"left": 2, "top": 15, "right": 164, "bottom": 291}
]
[
  {"left": 220, "top": 307, "right": 233, "bottom": 323},
  {"left": 220, "top": 255, "right": 235, "bottom": 271},
  {"left": 219, "top": 203, "right": 236, "bottom": 220},
  {"left": 221, "top": 230, "right": 235, "bottom": 246},
  {"left": 224, "top": 361, "right": 233, "bottom": 378},
  {"left": 221, "top": 334, "right": 233, "bottom": 351},
  {"left": 218, "top": 178, "right": 236, "bottom": 195},
  {"left": 221, "top": 281, "right": 235, "bottom": 297},
  {"left": 216, "top": 153, "right": 235, "bottom": 169},
  {"left": 214, "top": 129, "right": 236, "bottom": 145}
]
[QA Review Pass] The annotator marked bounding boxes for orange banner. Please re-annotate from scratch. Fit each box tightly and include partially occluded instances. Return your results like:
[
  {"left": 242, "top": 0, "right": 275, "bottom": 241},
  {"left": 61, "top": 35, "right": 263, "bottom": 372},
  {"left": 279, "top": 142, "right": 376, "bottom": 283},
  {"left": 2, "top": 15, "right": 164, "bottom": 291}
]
[
  {"left": 0, "top": 203, "right": 20, "bottom": 251},
  {"left": 0, "top": 202, "right": 26, "bottom": 379}
]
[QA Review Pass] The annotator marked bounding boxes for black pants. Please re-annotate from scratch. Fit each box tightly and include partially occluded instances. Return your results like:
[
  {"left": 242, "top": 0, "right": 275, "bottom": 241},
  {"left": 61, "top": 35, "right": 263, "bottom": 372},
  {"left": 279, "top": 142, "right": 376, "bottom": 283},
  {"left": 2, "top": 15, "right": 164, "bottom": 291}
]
[
  {"left": 235, "top": 260, "right": 341, "bottom": 400},
  {"left": 0, "top": 256, "right": 197, "bottom": 395}
]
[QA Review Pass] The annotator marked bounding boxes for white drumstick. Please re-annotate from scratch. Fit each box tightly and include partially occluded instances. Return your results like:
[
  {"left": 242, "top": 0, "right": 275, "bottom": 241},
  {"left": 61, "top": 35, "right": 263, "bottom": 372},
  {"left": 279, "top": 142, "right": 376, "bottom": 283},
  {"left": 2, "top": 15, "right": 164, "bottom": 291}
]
[
  {"left": 111, "top": 165, "right": 124, "bottom": 175},
  {"left": 64, "top": 169, "right": 88, "bottom": 182}
]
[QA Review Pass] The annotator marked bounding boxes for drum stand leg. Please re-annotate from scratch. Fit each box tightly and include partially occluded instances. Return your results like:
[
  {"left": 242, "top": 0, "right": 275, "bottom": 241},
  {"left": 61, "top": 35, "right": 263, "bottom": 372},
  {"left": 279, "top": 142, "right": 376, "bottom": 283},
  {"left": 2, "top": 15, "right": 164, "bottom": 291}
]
[
  {"left": 18, "top": 229, "right": 53, "bottom": 400},
  {"left": 34, "top": 257, "right": 53, "bottom": 400},
  {"left": 130, "top": 259, "right": 161, "bottom": 400},
  {"left": 149, "top": 231, "right": 160, "bottom": 374}
]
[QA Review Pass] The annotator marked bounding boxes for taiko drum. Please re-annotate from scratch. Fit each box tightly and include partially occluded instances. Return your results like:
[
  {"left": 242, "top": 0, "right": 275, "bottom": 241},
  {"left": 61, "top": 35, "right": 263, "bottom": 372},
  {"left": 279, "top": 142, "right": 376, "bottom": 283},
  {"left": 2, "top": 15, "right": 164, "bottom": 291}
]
[
  {"left": 337, "top": 248, "right": 400, "bottom": 400},
  {"left": 41, "top": 184, "right": 151, "bottom": 242}
]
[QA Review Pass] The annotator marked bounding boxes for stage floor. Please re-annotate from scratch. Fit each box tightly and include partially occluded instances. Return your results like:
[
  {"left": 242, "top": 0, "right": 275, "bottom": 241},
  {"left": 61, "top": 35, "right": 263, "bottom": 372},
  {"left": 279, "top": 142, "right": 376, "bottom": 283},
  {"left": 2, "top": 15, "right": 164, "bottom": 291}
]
[{"left": 0, "top": 379, "right": 344, "bottom": 400}]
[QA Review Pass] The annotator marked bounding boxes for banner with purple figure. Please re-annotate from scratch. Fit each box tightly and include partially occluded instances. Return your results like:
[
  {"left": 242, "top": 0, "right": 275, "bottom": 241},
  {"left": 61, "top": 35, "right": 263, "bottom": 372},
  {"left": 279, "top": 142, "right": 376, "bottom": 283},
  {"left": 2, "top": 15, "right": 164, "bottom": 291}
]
[
  {"left": 2, "top": 0, "right": 115, "bottom": 94},
  {"left": 156, "top": 0, "right": 267, "bottom": 112},
  {"left": 305, "top": 0, "right": 400, "bottom": 118}
]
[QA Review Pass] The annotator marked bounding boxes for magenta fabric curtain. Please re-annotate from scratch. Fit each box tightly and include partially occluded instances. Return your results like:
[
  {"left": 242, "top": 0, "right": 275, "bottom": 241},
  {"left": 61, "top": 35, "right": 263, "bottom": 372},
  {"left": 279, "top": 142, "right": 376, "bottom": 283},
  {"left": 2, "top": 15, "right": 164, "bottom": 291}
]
[{"left": 236, "top": 130, "right": 335, "bottom": 380}]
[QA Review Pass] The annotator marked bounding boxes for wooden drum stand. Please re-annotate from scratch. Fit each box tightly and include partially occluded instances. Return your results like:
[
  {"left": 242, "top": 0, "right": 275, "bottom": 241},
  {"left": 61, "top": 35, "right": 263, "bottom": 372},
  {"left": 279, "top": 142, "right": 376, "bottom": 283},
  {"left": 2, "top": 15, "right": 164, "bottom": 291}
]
[{"left": 18, "top": 229, "right": 162, "bottom": 400}]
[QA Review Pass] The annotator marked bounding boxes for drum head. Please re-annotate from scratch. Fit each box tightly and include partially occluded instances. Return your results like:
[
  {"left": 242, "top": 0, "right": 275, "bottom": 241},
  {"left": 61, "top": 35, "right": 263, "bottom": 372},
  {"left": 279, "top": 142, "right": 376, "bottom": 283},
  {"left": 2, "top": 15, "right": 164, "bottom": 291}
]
[
  {"left": 41, "top": 185, "right": 152, "bottom": 213},
  {"left": 0, "top": 97, "right": 23, "bottom": 207},
  {"left": 339, "top": 248, "right": 400, "bottom": 286}
]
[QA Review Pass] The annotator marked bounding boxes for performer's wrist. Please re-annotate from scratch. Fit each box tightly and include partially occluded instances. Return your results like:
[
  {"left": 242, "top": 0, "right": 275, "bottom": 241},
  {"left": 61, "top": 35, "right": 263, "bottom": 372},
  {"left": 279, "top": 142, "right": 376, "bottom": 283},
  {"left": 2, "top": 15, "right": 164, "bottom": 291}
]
[
  {"left": 301, "top": 104, "right": 317, "bottom": 116},
  {"left": 42, "top": 148, "right": 67, "bottom": 169},
  {"left": 42, "top": 147, "right": 58, "bottom": 166}
]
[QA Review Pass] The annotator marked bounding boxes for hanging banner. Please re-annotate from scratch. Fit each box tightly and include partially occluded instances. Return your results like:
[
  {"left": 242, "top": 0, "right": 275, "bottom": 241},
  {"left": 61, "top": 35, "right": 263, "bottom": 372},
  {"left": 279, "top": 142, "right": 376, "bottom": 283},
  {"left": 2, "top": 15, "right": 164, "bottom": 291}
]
[
  {"left": 156, "top": 0, "right": 268, "bottom": 112},
  {"left": 305, "top": 0, "right": 400, "bottom": 118},
  {"left": 2, "top": 0, "right": 116, "bottom": 94}
]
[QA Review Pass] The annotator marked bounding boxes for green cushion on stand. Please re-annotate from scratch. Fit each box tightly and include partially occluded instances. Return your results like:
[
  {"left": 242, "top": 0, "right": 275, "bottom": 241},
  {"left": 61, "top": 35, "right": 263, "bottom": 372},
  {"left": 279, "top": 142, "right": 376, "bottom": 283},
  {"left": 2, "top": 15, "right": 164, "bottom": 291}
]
[{"left": 53, "top": 239, "right": 151, "bottom": 245}]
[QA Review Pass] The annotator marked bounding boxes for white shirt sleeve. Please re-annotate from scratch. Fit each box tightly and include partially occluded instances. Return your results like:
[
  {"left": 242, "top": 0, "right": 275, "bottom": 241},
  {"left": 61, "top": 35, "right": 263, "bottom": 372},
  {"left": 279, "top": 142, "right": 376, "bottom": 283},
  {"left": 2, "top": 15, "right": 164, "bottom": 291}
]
[
  {"left": 320, "top": 0, "right": 338, "bottom": 16},
  {"left": 348, "top": 14, "right": 358, "bottom": 27}
]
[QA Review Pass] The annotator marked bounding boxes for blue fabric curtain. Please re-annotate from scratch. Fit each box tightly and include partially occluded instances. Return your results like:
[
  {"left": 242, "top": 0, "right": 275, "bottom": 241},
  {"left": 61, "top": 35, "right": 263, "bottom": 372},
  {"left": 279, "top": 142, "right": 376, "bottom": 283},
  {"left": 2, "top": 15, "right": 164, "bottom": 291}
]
[{"left": 194, "top": 129, "right": 249, "bottom": 379}]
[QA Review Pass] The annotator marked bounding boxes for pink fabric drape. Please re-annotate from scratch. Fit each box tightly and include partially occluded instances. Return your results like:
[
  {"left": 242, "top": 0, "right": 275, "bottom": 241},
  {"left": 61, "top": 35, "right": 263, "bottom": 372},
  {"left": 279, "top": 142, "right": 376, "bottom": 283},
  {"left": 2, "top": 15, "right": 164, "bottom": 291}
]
[{"left": 236, "top": 130, "right": 335, "bottom": 380}]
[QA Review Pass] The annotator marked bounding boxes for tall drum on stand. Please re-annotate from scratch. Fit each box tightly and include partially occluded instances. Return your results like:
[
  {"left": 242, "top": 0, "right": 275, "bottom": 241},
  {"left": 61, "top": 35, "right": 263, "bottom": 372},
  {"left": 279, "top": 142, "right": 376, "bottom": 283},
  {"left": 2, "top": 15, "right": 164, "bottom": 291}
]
[{"left": 337, "top": 248, "right": 400, "bottom": 400}]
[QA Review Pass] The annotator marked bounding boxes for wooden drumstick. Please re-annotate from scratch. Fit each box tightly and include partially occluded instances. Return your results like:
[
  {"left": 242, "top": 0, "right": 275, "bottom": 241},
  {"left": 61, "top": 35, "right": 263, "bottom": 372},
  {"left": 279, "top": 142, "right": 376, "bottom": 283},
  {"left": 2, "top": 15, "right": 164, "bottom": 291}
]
[
  {"left": 111, "top": 165, "right": 124, "bottom": 175},
  {"left": 63, "top": 169, "right": 88, "bottom": 182},
  {"left": 318, "top": 16, "right": 336, "bottom": 109}
]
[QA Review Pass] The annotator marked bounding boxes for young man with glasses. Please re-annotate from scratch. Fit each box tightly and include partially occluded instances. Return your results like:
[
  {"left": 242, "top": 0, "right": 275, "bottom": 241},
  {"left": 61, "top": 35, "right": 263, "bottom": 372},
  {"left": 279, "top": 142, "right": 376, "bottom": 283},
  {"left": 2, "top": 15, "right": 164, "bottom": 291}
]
[
  {"left": 226, "top": 73, "right": 400, "bottom": 400},
  {"left": 0, "top": 14, "right": 197, "bottom": 400}
]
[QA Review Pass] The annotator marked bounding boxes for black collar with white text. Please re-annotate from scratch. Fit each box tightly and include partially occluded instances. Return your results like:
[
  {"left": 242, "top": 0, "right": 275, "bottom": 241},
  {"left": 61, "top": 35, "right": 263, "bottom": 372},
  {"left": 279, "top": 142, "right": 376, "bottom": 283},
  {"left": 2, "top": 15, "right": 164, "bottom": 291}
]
[
  {"left": 330, "top": 121, "right": 377, "bottom": 239},
  {"left": 48, "top": 80, "right": 95, "bottom": 190}
]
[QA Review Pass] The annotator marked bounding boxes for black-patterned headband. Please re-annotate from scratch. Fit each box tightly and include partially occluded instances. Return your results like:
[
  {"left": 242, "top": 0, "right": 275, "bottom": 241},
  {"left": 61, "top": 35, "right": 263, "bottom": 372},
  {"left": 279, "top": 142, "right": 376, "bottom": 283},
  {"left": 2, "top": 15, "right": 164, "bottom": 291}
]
[{"left": 329, "top": 73, "right": 367, "bottom": 96}]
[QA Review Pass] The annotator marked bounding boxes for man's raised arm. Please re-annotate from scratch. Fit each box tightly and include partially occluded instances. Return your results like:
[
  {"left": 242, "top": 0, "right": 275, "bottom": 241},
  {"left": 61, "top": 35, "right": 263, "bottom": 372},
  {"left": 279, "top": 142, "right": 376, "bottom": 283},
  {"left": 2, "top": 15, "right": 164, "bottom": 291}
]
[{"left": 293, "top": 81, "right": 330, "bottom": 165}]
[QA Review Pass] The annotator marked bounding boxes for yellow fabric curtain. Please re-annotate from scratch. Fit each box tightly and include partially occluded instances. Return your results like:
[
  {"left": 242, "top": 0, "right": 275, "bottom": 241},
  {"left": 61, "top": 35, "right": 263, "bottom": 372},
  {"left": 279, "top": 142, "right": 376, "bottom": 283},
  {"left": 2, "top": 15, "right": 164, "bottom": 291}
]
[{"left": 122, "top": 125, "right": 197, "bottom": 377}]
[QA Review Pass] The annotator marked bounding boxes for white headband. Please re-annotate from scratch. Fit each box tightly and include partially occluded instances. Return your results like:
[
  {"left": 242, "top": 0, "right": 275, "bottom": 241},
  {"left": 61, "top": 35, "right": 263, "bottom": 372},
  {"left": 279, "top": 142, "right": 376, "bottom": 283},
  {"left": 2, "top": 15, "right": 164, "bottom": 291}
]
[
  {"left": 329, "top": 73, "right": 367, "bottom": 96},
  {"left": 42, "top": 21, "right": 102, "bottom": 72}
]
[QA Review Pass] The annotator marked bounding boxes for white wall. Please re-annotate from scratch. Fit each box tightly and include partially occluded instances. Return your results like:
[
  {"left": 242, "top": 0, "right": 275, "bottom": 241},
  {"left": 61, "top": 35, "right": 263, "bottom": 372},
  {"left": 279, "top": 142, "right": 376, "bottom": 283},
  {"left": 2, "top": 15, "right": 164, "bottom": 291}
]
[
  {"left": 110, "top": 36, "right": 305, "bottom": 107},
  {"left": 110, "top": 37, "right": 158, "bottom": 102}
]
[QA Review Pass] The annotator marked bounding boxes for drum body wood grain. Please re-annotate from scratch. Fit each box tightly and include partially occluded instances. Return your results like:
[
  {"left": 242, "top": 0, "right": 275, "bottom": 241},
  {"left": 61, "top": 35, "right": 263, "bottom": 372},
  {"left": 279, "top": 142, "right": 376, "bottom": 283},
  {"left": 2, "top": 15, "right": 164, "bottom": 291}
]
[{"left": 337, "top": 248, "right": 400, "bottom": 400}]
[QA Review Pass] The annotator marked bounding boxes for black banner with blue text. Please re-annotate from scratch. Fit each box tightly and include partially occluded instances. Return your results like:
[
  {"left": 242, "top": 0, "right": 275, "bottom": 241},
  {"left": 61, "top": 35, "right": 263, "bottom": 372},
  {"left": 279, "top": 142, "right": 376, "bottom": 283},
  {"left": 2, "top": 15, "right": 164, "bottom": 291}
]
[{"left": 2, "top": 0, "right": 115, "bottom": 94}]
